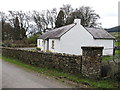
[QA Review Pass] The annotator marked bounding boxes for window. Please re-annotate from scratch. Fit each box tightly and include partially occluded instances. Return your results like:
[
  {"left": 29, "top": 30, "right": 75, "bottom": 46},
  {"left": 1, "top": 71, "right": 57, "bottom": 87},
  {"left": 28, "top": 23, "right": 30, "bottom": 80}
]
[{"left": 51, "top": 40, "right": 54, "bottom": 49}]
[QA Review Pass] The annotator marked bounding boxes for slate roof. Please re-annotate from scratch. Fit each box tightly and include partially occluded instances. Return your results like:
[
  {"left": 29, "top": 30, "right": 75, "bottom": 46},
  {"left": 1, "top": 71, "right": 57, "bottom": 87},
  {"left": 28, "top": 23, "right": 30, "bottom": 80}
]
[
  {"left": 38, "top": 24, "right": 115, "bottom": 40},
  {"left": 38, "top": 24, "right": 76, "bottom": 39},
  {"left": 85, "top": 27, "right": 115, "bottom": 39}
]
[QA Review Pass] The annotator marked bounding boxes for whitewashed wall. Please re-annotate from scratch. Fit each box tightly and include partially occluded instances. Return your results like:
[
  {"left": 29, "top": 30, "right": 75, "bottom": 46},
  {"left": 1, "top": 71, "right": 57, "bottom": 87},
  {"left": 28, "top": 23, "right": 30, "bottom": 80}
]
[
  {"left": 49, "top": 39, "right": 60, "bottom": 52},
  {"left": 37, "top": 39, "right": 44, "bottom": 51},
  {"left": 95, "top": 39, "right": 114, "bottom": 55},
  {"left": 37, "top": 38, "right": 61, "bottom": 52},
  {"left": 60, "top": 23, "right": 95, "bottom": 55}
]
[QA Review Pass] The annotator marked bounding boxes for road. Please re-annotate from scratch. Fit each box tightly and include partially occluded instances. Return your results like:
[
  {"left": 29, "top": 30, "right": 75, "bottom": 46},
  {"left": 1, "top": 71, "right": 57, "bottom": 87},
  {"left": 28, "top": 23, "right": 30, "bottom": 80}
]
[{"left": 1, "top": 59, "right": 71, "bottom": 88}]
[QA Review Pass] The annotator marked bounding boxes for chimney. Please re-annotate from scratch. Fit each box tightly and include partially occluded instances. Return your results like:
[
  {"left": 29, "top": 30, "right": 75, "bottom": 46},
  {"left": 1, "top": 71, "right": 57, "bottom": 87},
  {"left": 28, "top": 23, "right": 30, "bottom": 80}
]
[{"left": 74, "top": 19, "right": 81, "bottom": 24}]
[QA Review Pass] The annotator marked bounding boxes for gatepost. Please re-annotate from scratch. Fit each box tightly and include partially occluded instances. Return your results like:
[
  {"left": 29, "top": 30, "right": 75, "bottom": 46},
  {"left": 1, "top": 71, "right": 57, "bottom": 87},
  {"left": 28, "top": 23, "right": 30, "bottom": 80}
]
[{"left": 81, "top": 46, "right": 104, "bottom": 79}]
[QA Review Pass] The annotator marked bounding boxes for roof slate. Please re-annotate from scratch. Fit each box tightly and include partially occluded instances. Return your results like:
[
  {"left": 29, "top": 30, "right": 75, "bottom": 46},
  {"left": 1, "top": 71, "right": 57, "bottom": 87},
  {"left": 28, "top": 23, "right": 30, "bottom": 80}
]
[
  {"left": 38, "top": 24, "right": 76, "bottom": 39},
  {"left": 38, "top": 24, "right": 115, "bottom": 40},
  {"left": 85, "top": 27, "right": 115, "bottom": 39}
]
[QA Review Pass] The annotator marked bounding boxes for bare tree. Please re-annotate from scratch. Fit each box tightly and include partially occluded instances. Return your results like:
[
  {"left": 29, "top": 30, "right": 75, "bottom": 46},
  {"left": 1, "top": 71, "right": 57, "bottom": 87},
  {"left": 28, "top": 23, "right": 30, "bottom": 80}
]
[
  {"left": 49, "top": 8, "right": 57, "bottom": 28},
  {"left": 78, "top": 6, "right": 100, "bottom": 27},
  {"left": 32, "top": 10, "right": 43, "bottom": 35},
  {"left": 33, "top": 9, "right": 57, "bottom": 34},
  {"left": 61, "top": 4, "right": 73, "bottom": 20},
  {"left": 66, "top": 6, "right": 101, "bottom": 27},
  {"left": 0, "top": 11, "right": 7, "bottom": 23},
  {"left": 8, "top": 11, "right": 30, "bottom": 39}
]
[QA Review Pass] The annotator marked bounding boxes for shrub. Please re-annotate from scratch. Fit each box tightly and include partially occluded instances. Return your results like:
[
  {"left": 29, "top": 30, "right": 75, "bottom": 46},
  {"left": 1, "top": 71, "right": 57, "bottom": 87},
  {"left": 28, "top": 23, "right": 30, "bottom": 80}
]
[
  {"left": 114, "top": 72, "right": 120, "bottom": 81},
  {"left": 1, "top": 43, "right": 6, "bottom": 47},
  {"left": 36, "top": 47, "right": 41, "bottom": 51},
  {"left": 28, "top": 34, "right": 39, "bottom": 44},
  {"left": 10, "top": 44, "right": 16, "bottom": 48}
]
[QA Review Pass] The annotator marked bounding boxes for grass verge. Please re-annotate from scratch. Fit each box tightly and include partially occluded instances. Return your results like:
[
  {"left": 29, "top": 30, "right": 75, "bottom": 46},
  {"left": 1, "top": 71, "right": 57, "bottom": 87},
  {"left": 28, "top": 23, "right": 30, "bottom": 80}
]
[
  {"left": 0, "top": 56, "right": 119, "bottom": 88},
  {"left": 102, "top": 50, "right": 120, "bottom": 62}
]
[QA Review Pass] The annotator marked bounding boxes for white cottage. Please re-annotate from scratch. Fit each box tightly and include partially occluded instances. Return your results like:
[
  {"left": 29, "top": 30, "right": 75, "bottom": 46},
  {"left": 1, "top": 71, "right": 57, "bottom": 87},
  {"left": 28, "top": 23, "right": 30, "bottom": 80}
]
[{"left": 37, "top": 19, "right": 115, "bottom": 55}]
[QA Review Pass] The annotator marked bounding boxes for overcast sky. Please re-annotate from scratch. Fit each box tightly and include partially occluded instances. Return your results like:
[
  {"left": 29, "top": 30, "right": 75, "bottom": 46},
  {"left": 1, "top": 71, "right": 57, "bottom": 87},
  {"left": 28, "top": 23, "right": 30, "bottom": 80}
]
[{"left": 0, "top": 0, "right": 119, "bottom": 28}]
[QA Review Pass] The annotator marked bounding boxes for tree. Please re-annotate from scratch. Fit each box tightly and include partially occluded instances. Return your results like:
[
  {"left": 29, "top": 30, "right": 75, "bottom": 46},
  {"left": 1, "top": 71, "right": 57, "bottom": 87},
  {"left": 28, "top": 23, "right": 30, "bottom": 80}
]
[
  {"left": 33, "top": 11, "right": 43, "bottom": 35},
  {"left": 60, "top": 4, "right": 73, "bottom": 22},
  {"left": 55, "top": 10, "right": 65, "bottom": 28},
  {"left": 2, "top": 22, "right": 14, "bottom": 40},
  {"left": 0, "top": 11, "right": 8, "bottom": 40},
  {"left": 14, "top": 17, "right": 20, "bottom": 30},
  {"left": 27, "top": 33, "right": 39, "bottom": 44},
  {"left": 65, "top": 6, "right": 100, "bottom": 27},
  {"left": 49, "top": 8, "right": 57, "bottom": 28},
  {"left": 33, "top": 9, "right": 57, "bottom": 34},
  {"left": 8, "top": 11, "right": 27, "bottom": 40},
  {"left": 0, "top": 11, "right": 7, "bottom": 26}
]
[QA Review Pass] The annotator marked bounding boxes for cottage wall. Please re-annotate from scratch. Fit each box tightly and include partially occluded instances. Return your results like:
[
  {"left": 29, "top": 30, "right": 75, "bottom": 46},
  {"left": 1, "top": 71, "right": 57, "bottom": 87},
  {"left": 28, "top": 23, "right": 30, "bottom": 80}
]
[
  {"left": 49, "top": 39, "right": 60, "bottom": 52},
  {"left": 95, "top": 39, "right": 114, "bottom": 55},
  {"left": 60, "top": 23, "right": 95, "bottom": 55},
  {"left": 37, "top": 39, "right": 44, "bottom": 51}
]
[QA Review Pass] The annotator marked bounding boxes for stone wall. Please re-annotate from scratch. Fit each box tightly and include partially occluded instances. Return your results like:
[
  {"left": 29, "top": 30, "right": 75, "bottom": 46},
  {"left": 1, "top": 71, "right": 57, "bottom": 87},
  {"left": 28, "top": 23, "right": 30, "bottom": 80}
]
[
  {"left": 2, "top": 47, "right": 108, "bottom": 79},
  {"left": 2, "top": 48, "right": 82, "bottom": 75}
]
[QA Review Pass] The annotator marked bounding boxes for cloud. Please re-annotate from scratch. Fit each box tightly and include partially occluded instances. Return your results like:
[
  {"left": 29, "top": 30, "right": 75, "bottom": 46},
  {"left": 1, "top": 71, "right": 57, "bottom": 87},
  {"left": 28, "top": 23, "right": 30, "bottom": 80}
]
[{"left": 0, "top": 0, "right": 119, "bottom": 28}]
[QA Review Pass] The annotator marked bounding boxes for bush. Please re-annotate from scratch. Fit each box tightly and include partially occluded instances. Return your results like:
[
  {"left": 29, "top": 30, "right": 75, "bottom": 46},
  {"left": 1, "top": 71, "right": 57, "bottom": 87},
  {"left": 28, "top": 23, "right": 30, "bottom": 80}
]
[
  {"left": 10, "top": 44, "right": 16, "bottom": 48},
  {"left": 1, "top": 43, "right": 6, "bottom": 47},
  {"left": 114, "top": 72, "right": 120, "bottom": 81},
  {"left": 36, "top": 47, "right": 41, "bottom": 51},
  {"left": 28, "top": 34, "right": 39, "bottom": 44}
]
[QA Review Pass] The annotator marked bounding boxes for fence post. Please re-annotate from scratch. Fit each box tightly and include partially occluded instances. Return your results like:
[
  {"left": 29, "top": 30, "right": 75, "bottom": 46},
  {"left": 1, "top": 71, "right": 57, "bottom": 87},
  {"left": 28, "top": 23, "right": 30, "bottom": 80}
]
[{"left": 81, "top": 46, "right": 104, "bottom": 79}]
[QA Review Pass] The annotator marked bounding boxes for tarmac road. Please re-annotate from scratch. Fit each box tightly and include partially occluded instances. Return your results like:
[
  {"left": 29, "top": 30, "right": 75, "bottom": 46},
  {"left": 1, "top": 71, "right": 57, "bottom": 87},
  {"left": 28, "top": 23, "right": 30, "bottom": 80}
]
[{"left": 1, "top": 59, "right": 70, "bottom": 88}]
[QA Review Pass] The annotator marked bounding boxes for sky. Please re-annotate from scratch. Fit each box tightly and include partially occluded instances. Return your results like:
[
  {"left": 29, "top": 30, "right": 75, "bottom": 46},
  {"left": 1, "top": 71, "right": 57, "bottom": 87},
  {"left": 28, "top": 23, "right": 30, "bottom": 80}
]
[{"left": 0, "top": 0, "right": 119, "bottom": 28}]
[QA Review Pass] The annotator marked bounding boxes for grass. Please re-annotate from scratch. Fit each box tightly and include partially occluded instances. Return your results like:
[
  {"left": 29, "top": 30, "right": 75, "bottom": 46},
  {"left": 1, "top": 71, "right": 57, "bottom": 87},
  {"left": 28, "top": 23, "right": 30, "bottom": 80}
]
[
  {"left": 115, "top": 41, "right": 120, "bottom": 46},
  {"left": 102, "top": 50, "right": 120, "bottom": 62},
  {"left": 102, "top": 32, "right": 120, "bottom": 62},
  {"left": 110, "top": 32, "right": 120, "bottom": 46},
  {"left": 1, "top": 55, "right": 119, "bottom": 88},
  {"left": 114, "top": 34, "right": 120, "bottom": 37},
  {"left": 110, "top": 32, "right": 120, "bottom": 36},
  {"left": 102, "top": 56, "right": 112, "bottom": 62}
]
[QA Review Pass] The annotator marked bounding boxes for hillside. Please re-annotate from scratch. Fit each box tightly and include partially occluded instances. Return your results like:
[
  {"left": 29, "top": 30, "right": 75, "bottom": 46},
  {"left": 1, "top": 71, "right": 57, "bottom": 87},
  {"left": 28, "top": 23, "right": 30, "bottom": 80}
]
[{"left": 105, "top": 26, "right": 120, "bottom": 32}]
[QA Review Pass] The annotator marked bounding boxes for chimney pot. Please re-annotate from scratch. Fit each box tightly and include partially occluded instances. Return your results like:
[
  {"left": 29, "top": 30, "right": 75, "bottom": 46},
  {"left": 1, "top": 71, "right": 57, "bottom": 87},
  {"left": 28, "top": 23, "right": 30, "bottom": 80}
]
[{"left": 74, "top": 19, "right": 81, "bottom": 24}]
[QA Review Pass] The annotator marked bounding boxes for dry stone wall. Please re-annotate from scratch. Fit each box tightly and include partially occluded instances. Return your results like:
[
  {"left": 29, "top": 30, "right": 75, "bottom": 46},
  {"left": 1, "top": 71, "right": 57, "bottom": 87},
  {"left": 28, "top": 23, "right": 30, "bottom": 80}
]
[
  {"left": 2, "top": 48, "right": 82, "bottom": 75},
  {"left": 2, "top": 47, "right": 105, "bottom": 79}
]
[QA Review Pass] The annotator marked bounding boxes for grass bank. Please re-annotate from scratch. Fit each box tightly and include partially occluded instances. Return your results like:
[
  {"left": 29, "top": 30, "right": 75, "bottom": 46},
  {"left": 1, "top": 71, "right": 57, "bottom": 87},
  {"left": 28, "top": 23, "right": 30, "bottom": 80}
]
[{"left": 1, "top": 56, "right": 119, "bottom": 88}]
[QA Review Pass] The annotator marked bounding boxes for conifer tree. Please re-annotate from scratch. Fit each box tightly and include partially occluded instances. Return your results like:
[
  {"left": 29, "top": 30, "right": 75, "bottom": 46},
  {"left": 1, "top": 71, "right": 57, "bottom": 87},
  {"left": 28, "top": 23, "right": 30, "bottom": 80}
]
[{"left": 55, "top": 10, "right": 65, "bottom": 28}]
